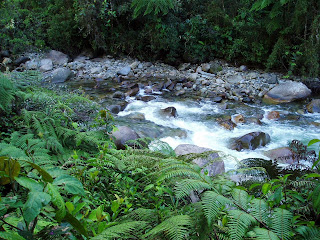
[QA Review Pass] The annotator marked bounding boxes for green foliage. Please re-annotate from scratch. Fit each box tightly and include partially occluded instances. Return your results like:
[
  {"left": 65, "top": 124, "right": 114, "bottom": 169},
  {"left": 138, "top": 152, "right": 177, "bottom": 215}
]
[
  {"left": 131, "top": 0, "right": 175, "bottom": 18},
  {"left": 0, "top": 73, "right": 15, "bottom": 112}
]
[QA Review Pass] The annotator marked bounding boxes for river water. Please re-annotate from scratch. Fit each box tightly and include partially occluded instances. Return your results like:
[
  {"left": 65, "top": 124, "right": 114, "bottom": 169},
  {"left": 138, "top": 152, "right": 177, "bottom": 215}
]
[
  {"left": 117, "top": 93, "right": 320, "bottom": 171},
  {"left": 66, "top": 80, "right": 320, "bottom": 171}
]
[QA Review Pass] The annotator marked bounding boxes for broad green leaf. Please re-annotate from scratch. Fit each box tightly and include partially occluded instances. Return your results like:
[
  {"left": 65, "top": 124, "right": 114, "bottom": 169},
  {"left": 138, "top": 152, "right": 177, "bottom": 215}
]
[
  {"left": 308, "top": 139, "right": 320, "bottom": 146},
  {"left": 66, "top": 202, "right": 75, "bottom": 213},
  {"left": 0, "top": 157, "right": 21, "bottom": 185},
  {"left": 64, "top": 212, "right": 88, "bottom": 237},
  {"left": 304, "top": 173, "right": 320, "bottom": 178},
  {"left": 53, "top": 175, "right": 85, "bottom": 195},
  {"left": 0, "top": 232, "right": 26, "bottom": 240},
  {"left": 111, "top": 201, "right": 119, "bottom": 213},
  {"left": 23, "top": 192, "right": 51, "bottom": 224},
  {"left": 25, "top": 161, "right": 53, "bottom": 183},
  {"left": 262, "top": 183, "right": 271, "bottom": 195},
  {"left": 15, "top": 177, "right": 43, "bottom": 192},
  {"left": 46, "top": 183, "right": 66, "bottom": 222}
]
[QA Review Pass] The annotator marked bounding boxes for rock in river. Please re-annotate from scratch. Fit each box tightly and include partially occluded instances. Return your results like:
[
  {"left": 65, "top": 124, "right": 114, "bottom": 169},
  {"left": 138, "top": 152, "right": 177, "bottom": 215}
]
[
  {"left": 175, "top": 144, "right": 225, "bottom": 176},
  {"left": 263, "top": 81, "right": 311, "bottom": 104},
  {"left": 231, "top": 132, "right": 270, "bottom": 151}
]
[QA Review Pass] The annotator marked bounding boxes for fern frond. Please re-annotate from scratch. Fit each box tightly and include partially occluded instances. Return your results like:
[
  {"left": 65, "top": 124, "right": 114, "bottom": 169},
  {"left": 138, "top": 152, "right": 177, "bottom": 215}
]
[
  {"left": 143, "top": 215, "right": 191, "bottom": 240},
  {"left": 91, "top": 221, "right": 148, "bottom": 240},
  {"left": 175, "top": 179, "right": 212, "bottom": 200},
  {"left": 271, "top": 208, "right": 293, "bottom": 240},
  {"left": 202, "top": 191, "right": 233, "bottom": 226},
  {"left": 253, "top": 227, "right": 280, "bottom": 240},
  {"left": 250, "top": 198, "right": 269, "bottom": 224},
  {"left": 296, "top": 226, "right": 320, "bottom": 240},
  {"left": 0, "top": 73, "right": 15, "bottom": 111},
  {"left": 232, "top": 188, "right": 250, "bottom": 209},
  {"left": 124, "top": 208, "right": 158, "bottom": 223},
  {"left": 228, "top": 209, "right": 257, "bottom": 240}
]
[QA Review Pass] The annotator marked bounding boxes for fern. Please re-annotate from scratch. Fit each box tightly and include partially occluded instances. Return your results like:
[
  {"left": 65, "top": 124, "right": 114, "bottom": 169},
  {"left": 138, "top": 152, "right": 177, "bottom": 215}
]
[
  {"left": 131, "top": 0, "right": 174, "bottom": 18},
  {"left": 253, "top": 227, "right": 280, "bottom": 240},
  {"left": 228, "top": 209, "right": 257, "bottom": 240},
  {"left": 231, "top": 188, "right": 250, "bottom": 209},
  {"left": 250, "top": 198, "right": 269, "bottom": 224},
  {"left": 143, "top": 215, "right": 191, "bottom": 240},
  {"left": 202, "top": 191, "right": 233, "bottom": 225},
  {"left": 271, "top": 208, "right": 293, "bottom": 240},
  {"left": 175, "top": 179, "right": 213, "bottom": 200},
  {"left": 91, "top": 221, "right": 148, "bottom": 239},
  {"left": 296, "top": 226, "right": 320, "bottom": 240},
  {"left": 0, "top": 73, "right": 15, "bottom": 111}
]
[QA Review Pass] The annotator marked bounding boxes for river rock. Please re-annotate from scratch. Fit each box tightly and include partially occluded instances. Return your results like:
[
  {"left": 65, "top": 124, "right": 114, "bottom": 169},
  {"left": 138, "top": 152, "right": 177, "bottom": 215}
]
[
  {"left": 217, "top": 118, "right": 237, "bottom": 130},
  {"left": 227, "top": 75, "right": 244, "bottom": 84},
  {"left": 14, "top": 56, "right": 30, "bottom": 66},
  {"left": 263, "top": 81, "right": 311, "bottom": 104},
  {"left": 201, "top": 63, "right": 211, "bottom": 72},
  {"left": 0, "top": 50, "right": 10, "bottom": 58},
  {"left": 126, "top": 87, "right": 140, "bottom": 97},
  {"left": 25, "top": 59, "right": 39, "bottom": 69},
  {"left": 91, "top": 66, "right": 103, "bottom": 74},
  {"left": 2, "top": 57, "right": 12, "bottom": 65},
  {"left": 108, "top": 105, "right": 121, "bottom": 114},
  {"left": 188, "top": 73, "right": 198, "bottom": 81},
  {"left": 160, "top": 107, "right": 177, "bottom": 118},
  {"left": 112, "top": 126, "right": 140, "bottom": 149},
  {"left": 130, "top": 61, "right": 140, "bottom": 69},
  {"left": 231, "top": 132, "right": 270, "bottom": 151},
  {"left": 266, "top": 111, "right": 280, "bottom": 120},
  {"left": 233, "top": 114, "right": 245, "bottom": 124},
  {"left": 264, "top": 147, "right": 296, "bottom": 164},
  {"left": 136, "top": 96, "right": 156, "bottom": 102},
  {"left": 39, "top": 59, "right": 53, "bottom": 72},
  {"left": 47, "top": 50, "right": 69, "bottom": 65},
  {"left": 126, "top": 112, "right": 145, "bottom": 120},
  {"left": 306, "top": 99, "right": 320, "bottom": 113},
  {"left": 175, "top": 144, "right": 225, "bottom": 176},
  {"left": 239, "top": 65, "right": 248, "bottom": 71},
  {"left": 117, "top": 66, "right": 131, "bottom": 76},
  {"left": 112, "top": 91, "right": 125, "bottom": 99},
  {"left": 51, "top": 68, "right": 72, "bottom": 83}
]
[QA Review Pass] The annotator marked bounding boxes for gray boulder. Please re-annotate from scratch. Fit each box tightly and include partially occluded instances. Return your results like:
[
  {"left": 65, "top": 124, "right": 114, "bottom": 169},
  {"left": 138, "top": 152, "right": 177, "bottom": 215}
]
[
  {"left": 231, "top": 132, "right": 270, "bottom": 151},
  {"left": 47, "top": 50, "right": 69, "bottom": 65},
  {"left": 112, "top": 91, "right": 125, "bottom": 99},
  {"left": 263, "top": 81, "right": 311, "bottom": 104},
  {"left": 307, "top": 99, "right": 320, "bottom": 113},
  {"left": 112, "top": 126, "right": 140, "bottom": 149},
  {"left": 39, "top": 59, "right": 53, "bottom": 72},
  {"left": 51, "top": 68, "right": 72, "bottom": 83},
  {"left": 264, "top": 147, "right": 296, "bottom": 164},
  {"left": 117, "top": 66, "right": 131, "bottom": 76},
  {"left": 175, "top": 144, "right": 225, "bottom": 176},
  {"left": 14, "top": 56, "right": 30, "bottom": 66},
  {"left": 160, "top": 107, "right": 178, "bottom": 118}
]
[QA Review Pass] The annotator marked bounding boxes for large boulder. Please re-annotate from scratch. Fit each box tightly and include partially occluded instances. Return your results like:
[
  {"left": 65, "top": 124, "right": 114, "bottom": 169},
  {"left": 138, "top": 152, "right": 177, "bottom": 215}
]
[
  {"left": 306, "top": 99, "right": 320, "bottom": 113},
  {"left": 264, "top": 147, "right": 296, "bottom": 164},
  {"left": 39, "top": 59, "right": 53, "bottom": 72},
  {"left": 160, "top": 107, "right": 178, "bottom": 118},
  {"left": 175, "top": 144, "right": 225, "bottom": 176},
  {"left": 46, "top": 50, "right": 69, "bottom": 65},
  {"left": 263, "top": 81, "right": 311, "bottom": 104},
  {"left": 111, "top": 126, "right": 140, "bottom": 149},
  {"left": 51, "top": 68, "right": 72, "bottom": 83},
  {"left": 231, "top": 132, "right": 270, "bottom": 151}
]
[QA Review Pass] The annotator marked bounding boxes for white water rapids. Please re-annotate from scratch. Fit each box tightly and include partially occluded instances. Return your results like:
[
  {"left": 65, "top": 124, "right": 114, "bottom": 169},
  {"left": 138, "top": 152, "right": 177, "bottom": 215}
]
[{"left": 118, "top": 96, "right": 320, "bottom": 171}]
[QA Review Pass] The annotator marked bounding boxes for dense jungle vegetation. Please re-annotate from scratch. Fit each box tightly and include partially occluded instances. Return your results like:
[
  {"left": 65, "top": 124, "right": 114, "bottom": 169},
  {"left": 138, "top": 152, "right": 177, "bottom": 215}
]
[
  {"left": 1, "top": 68, "right": 320, "bottom": 239},
  {"left": 2, "top": 0, "right": 320, "bottom": 239},
  {"left": 0, "top": 0, "right": 320, "bottom": 77}
]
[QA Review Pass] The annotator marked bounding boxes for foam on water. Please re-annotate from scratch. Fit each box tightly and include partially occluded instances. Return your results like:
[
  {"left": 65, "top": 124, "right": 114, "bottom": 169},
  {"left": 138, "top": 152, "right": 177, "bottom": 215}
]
[{"left": 119, "top": 98, "right": 320, "bottom": 171}]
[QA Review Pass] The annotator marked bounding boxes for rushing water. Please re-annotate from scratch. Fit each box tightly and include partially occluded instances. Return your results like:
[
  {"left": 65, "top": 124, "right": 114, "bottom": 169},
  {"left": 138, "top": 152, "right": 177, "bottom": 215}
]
[
  {"left": 118, "top": 94, "right": 320, "bottom": 171},
  {"left": 65, "top": 80, "right": 320, "bottom": 171}
]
